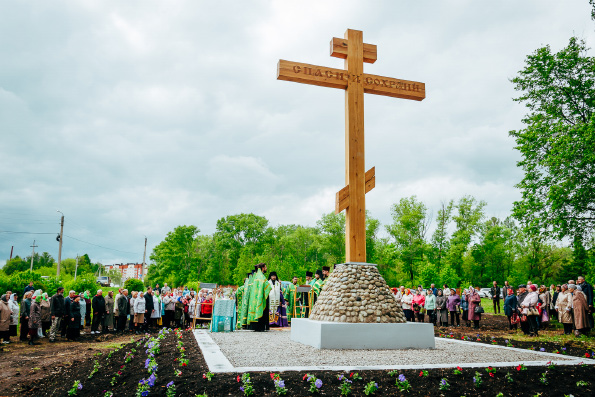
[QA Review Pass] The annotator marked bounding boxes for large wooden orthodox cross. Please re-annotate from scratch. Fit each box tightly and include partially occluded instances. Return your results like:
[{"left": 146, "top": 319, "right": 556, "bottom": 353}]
[{"left": 277, "top": 29, "right": 425, "bottom": 262}]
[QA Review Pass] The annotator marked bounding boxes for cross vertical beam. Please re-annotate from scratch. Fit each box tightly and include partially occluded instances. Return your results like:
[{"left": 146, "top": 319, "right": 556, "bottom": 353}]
[{"left": 344, "top": 29, "right": 366, "bottom": 262}]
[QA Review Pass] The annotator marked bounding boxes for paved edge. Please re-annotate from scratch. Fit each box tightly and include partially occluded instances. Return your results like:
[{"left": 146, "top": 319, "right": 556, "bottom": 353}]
[
  {"left": 193, "top": 329, "right": 234, "bottom": 372},
  {"left": 196, "top": 331, "right": 595, "bottom": 373}
]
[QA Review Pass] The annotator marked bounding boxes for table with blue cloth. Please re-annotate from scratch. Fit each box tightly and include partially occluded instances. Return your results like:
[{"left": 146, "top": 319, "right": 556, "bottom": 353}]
[{"left": 210, "top": 299, "right": 237, "bottom": 333}]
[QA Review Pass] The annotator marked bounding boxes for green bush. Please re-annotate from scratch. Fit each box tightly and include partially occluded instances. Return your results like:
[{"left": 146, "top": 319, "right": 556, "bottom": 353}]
[
  {"left": 124, "top": 278, "right": 145, "bottom": 292},
  {"left": 1, "top": 271, "right": 51, "bottom": 299},
  {"left": 64, "top": 273, "right": 98, "bottom": 296}
]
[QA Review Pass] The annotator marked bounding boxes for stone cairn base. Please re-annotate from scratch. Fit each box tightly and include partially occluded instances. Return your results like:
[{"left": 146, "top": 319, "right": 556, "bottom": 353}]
[{"left": 310, "top": 263, "right": 406, "bottom": 323}]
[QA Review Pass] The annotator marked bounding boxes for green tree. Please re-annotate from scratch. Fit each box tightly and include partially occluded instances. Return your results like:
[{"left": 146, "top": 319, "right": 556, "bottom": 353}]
[
  {"left": 2, "top": 256, "right": 28, "bottom": 275},
  {"left": 316, "top": 212, "right": 345, "bottom": 265},
  {"left": 430, "top": 200, "right": 454, "bottom": 270},
  {"left": 150, "top": 225, "right": 200, "bottom": 286},
  {"left": 509, "top": 37, "right": 595, "bottom": 240},
  {"left": 124, "top": 278, "right": 145, "bottom": 292},
  {"left": 386, "top": 196, "right": 430, "bottom": 281},
  {"left": 447, "top": 196, "right": 486, "bottom": 278}
]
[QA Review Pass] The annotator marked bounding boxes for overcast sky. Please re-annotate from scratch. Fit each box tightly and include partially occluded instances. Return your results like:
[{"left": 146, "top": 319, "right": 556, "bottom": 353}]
[{"left": 1, "top": 0, "right": 593, "bottom": 268}]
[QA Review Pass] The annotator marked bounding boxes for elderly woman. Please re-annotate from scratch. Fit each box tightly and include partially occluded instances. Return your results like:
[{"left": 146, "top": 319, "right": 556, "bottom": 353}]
[
  {"left": 129, "top": 291, "right": 137, "bottom": 332},
  {"left": 466, "top": 287, "right": 482, "bottom": 330},
  {"left": 556, "top": 284, "right": 573, "bottom": 335},
  {"left": 40, "top": 293, "right": 51, "bottom": 337},
  {"left": 435, "top": 289, "right": 448, "bottom": 327},
  {"left": 573, "top": 285, "right": 591, "bottom": 336},
  {"left": 68, "top": 295, "right": 82, "bottom": 341},
  {"left": 0, "top": 295, "right": 11, "bottom": 344},
  {"left": 401, "top": 289, "right": 413, "bottom": 322},
  {"left": 79, "top": 292, "right": 87, "bottom": 332},
  {"left": 175, "top": 292, "right": 185, "bottom": 328},
  {"left": 412, "top": 288, "right": 426, "bottom": 323},
  {"left": 425, "top": 288, "right": 436, "bottom": 325},
  {"left": 447, "top": 289, "right": 461, "bottom": 327},
  {"left": 538, "top": 285, "right": 550, "bottom": 328},
  {"left": 460, "top": 290, "right": 470, "bottom": 327},
  {"left": 151, "top": 291, "right": 161, "bottom": 328},
  {"left": 133, "top": 291, "right": 145, "bottom": 335},
  {"left": 8, "top": 294, "right": 19, "bottom": 340},
  {"left": 19, "top": 291, "right": 32, "bottom": 341},
  {"left": 28, "top": 294, "right": 42, "bottom": 345},
  {"left": 105, "top": 291, "right": 115, "bottom": 333},
  {"left": 521, "top": 284, "right": 539, "bottom": 336},
  {"left": 503, "top": 288, "right": 518, "bottom": 330},
  {"left": 83, "top": 291, "right": 91, "bottom": 327}
]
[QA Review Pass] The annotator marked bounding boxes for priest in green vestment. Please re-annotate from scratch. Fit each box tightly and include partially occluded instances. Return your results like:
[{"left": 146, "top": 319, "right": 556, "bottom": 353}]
[
  {"left": 312, "top": 270, "right": 325, "bottom": 304},
  {"left": 235, "top": 272, "right": 250, "bottom": 329},
  {"left": 247, "top": 263, "right": 272, "bottom": 332},
  {"left": 238, "top": 270, "right": 255, "bottom": 328},
  {"left": 283, "top": 276, "right": 298, "bottom": 323}
]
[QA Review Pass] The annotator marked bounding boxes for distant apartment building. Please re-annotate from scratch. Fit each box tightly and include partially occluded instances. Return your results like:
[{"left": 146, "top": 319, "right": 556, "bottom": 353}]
[{"left": 103, "top": 263, "right": 147, "bottom": 283}]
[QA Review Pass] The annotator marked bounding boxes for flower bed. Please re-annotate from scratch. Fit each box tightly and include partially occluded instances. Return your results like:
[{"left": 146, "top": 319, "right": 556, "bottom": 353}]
[{"left": 14, "top": 329, "right": 595, "bottom": 396}]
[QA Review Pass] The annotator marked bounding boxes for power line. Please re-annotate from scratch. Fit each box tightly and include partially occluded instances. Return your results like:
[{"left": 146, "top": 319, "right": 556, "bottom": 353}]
[
  {"left": 0, "top": 231, "right": 55, "bottom": 235},
  {"left": 64, "top": 234, "right": 141, "bottom": 256}
]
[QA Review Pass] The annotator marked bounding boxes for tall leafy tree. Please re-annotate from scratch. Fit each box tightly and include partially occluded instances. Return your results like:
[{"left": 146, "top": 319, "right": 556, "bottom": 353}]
[
  {"left": 430, "top": 200, "right": 454, "bottom": 269},
  {"left": 386, "top": 196, "right": 430, "bottom": 280},
  {"left": 447, "top": 196, "right": 486, "bottom": 277},
  {"left": 316, "top": 212, "right": 345, "bottom": 265},
  {"left": 150, "top": 225, "right": 200, "bottom": 285},
  {"left": 509, "top": 37, "right": 595, "bottom": 240}
]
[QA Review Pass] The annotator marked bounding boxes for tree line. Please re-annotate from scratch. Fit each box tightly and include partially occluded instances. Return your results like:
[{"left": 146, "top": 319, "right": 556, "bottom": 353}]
[{"left": 145, "top": 196, "right": 594, "bottom": 289}]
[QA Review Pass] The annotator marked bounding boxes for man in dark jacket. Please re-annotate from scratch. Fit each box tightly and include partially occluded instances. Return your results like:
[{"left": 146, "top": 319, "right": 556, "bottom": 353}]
[
  {"left": 61, "top": 290, "right": 74, "bottom": 338},
  {"left": 578, "top": 276, "right": 594, "bottom": 329},
  {"left": 144, "top": 287, "right": 154, "bottom": 331},
  {"left": 91, "top": 290, "right": 107, "bottom": 334},
  {"left": 49, "top": 287, "right": 65, "bottom": 342},
  {"left": 490, "top": 281, "right": 501, "bottom": 314},
  {"left": 24, "top": 282, "right": 35, "bottom": 296},
  {"left": 117, "top": 289, "right": 129, "bottom": 334}
]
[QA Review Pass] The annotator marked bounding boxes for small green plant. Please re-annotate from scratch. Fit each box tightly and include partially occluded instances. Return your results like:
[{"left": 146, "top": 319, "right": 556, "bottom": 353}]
[
  {"left": 303, "top": 373, "right": 323, "bottom": 393},
  {"left": 68, "top": 380, "right": 82, "bottom": 396},
  {"left": 166, "top": 381, "right": 176, "bottom": 397},
  {"left": 240, "top": 373, "right": 254, "bottom": 396},
  {"left": 419, "top": 370, "right": 428, "bottom": 377},
  {"left": 396, "top": 374, "right": 411, "bottom": 392},
  {"left": 439, "top": 378, "right": 450, "bottom": 391},
  {"left": 505, "top": 372, "right": 514, "bottom": 383},
  {"left": 88, "top": 360, "right": 101, "bottom": 379},
  {"left": 496, "top": 393, "right": 504, "bottom": 397},
  {"left": 546, "top": 361, "right": 556, "bottom": 370},
  {"left": 576, "top": 380, "right": 589, "bottom": 387},
  {"left": 103, "top": 392, "right": 113, "bottom": 397},
  {"left": 485, "top": 366, "right": 496, "bottom": 378},
  {"left": 363, "top": 381, "right": 378, "bottom": 395},
  {"left": 350, "top": 372, "right": 362, "bottom": 381},
  {"left": 453, "top": 366, "right": 463, "bottom": 375},
  {"left": 473, "top": 371, "right": 482, "bottom": 388},
  {"left": 271, "top": 373, "right": 287, "bottom": 395},
  {"left": 539, "top": 371, "right": 548, "bottom": 385},
  {"left": 388, "top": 369, "right": 398, "bottom": 377},
  {"left": 203, "top": 372, "right": 214, "bottom": 381}
]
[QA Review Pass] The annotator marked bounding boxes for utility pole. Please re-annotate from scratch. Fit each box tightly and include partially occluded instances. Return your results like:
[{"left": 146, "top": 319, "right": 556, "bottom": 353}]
[
  {"left": 74, "top": 255, "right": 79, "bottom": 280},
  {"left": 142, "top": 236, "right": 147, "bottom": 277},
  {"left": 10, "top": 246, "right": 13, "bottom": 260},
  {"left": 29, "top": 240, "right": 38, "bottom": 272},
  {"left": 57, "top": 211, "right": 64, "bottom": 278}
]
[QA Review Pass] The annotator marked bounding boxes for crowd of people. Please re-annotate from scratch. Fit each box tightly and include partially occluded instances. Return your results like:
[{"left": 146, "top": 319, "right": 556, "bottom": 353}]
[
  {"left": 390, "top": 276, "right": 594, "bottom": 337},
  {"left": 0, "top": 282, "right": 217, "bottom": 346},
  {"left": 1, "top": 271, "right": 593, "bottom": 344}
]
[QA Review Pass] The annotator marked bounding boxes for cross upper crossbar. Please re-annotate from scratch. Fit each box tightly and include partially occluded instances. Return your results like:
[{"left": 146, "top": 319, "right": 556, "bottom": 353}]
[{"left": 277, "top": 29, "right": 425, "bottom": 262}]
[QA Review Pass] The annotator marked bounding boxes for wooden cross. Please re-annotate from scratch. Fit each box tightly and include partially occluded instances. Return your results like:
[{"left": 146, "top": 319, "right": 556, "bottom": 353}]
[{"left": 277, "top": 29, "right": 425, "bottom": 262}]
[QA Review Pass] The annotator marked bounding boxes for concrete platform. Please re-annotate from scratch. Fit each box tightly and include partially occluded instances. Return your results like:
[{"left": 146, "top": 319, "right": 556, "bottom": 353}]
[{"left": 290, "top": 318, "right": 435, "bottom": 349}]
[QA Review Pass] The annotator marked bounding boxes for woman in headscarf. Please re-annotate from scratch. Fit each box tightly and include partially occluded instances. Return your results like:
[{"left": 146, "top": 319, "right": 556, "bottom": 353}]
[
  {"left": 28, "top": 294, "right": 42, "bottom": 345},
  {"left": 435, "top": 289, "right": 448, "bottom": 327},
  {"left": 19, "top": 291, "right": 32, "bottom": 341},
  {"left": 424, "top": 288, "right": 436, "bottom": 325},
  {"left": 8, "top": 294, "right": 19, "bottom": 340},
  {"left": 461, "top": 289, "right": 470, "bottom": 327},
  {"left": 40, "top": 292, "right": 51, "bottom": 337},
  {"left": 538, "top": 285, "right": 550, "bottom": 328},
  {"left": 104, "top": 291, "right": 115, "bottom": 333},
  {"left": 555, "top": 284, "right": 573, "bottom": 335},
  {"left": 401, "top": 288, "right": 413, "bottom": 322},
  {"left": 79, "top": 292, "right": 87, "bottom": 333},
  {"left": 447, "top": 288, "right": 461, "bottom": 327},
  {"left": 412, "top": 287, "right": 426, "bottom": 323},
  {"left": 174, "top": 292, "right": 184, "bottom": 328},
  {"left": 151, "top": 291, "right": 161, "bottom": 328},
  {"left": 0, "top": 295, "right": 11, "bottom": 344},
  {"left": 68, "top": 295, "right": 82, "bottom": 341},
  {"left": 521, "top": 284, "right": 539, "bottom": 336},
  {"left": 573, "top": 285, "right": 591, "bottom": 336},
  {"left": 503, "top": 288, "right": 518, "bottom": 330},
  {"left": 133, "top": 291, "right": 145, "bottom": 334},
  {"left": 466, "top": 287, "right": 482, "bottom": 330}
]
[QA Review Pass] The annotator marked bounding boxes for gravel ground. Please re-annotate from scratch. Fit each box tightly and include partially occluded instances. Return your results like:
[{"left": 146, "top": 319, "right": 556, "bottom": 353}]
[{"left": 210, "top": 331, "right": 576, "bottom": 367}]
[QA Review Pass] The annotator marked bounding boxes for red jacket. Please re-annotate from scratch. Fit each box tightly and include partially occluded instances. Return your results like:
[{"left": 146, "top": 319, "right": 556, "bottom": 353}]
[{"left": 201, "top": 299, "right": 213, "bottom": 314}]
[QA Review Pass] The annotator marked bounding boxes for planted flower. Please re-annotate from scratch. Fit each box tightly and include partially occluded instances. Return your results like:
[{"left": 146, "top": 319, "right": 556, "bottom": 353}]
[
  {"left": 396, "top": 374, "right": 411, "bottom": 392},
  {"left": 439, "top": 378, "right": 450, "bottom": 391},
  {"left": 453, "top": 366, "right": 463, "bottom": 375}
]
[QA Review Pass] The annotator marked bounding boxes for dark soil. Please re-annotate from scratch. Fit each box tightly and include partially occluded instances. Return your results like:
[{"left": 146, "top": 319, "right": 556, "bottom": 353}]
[{"left": 2, "top": 318, "right": 595, "bottom": 396}]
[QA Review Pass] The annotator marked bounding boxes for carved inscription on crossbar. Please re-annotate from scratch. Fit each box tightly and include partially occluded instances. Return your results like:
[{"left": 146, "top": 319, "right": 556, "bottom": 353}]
[{"left": 277, "top": 29, "right": 425, "bottom": 262}]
